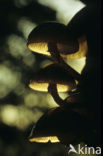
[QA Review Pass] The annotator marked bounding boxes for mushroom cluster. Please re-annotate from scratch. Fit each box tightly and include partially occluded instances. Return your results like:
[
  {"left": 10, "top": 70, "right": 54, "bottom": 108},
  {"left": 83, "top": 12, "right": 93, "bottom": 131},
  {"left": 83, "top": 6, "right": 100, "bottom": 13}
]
[{"left": 27, "top": 12, "right": 99, "bottom": 146}]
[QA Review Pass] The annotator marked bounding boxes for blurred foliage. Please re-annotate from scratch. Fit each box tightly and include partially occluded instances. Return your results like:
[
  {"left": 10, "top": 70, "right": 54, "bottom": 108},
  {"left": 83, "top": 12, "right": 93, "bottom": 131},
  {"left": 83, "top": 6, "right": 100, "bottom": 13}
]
[{"left": 0, "top": 0, "right": 94, "bottom": 155}]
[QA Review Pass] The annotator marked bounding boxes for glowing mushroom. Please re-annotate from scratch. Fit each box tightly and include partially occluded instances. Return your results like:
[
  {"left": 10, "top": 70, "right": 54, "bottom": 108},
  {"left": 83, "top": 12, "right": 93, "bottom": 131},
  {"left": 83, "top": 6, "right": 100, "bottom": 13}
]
[
  {"left": 29, "top": 106, "right": 91, "bottom": 145},
  {"left": 27, "top": 22, "right": 87, "bottom": 60},
  {"left": 27, "top": 22, "right": 81, "bottom": 80},
  {"left": 29, "top": 63, "right": 76, "bottom": 105},
  {"left": 27, "top": 22, "right": 79, "bottom": 56}
]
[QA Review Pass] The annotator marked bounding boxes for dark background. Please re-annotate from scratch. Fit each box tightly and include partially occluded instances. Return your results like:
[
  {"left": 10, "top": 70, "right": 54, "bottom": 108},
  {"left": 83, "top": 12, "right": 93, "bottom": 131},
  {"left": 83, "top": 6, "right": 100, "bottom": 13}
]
[{"left": 0, "top": 0, "right": 101, "bottom": 156}]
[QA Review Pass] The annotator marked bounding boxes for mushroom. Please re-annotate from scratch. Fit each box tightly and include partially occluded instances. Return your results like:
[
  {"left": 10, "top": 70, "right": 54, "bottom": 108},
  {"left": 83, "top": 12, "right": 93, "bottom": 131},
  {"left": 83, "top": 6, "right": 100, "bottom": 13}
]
[
  {"left": 62, "top": 36, "right": 88, "bottom": 60},
  {"left": 29, "top": 107, "right": 60, "bottom": 143},
  {"left": 27, "top": 22, "right": 81, "bottom": 80},
  {"left": 29, "top": 63, "right": 77, "bottom": 105},
  {"left": 29, "top": 106, "right": 91, "bottom": 145},
  {"left": 27, "top": 22, "right": 79, "bottom": 56},
  {"left": 27, "top": 22, "right": 87, "bottom": 60}
]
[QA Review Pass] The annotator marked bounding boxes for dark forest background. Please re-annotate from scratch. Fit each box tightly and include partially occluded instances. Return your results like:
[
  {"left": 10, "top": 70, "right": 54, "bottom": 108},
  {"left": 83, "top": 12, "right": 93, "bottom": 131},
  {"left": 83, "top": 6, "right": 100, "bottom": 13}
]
[{"left": 0, "top": 0, "right": 101, "bottom": 156}]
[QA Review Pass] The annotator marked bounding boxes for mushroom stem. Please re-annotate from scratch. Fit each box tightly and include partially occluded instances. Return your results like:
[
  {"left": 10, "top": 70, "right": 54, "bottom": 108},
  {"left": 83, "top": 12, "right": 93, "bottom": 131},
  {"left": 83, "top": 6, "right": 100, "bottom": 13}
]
[
  {"left": 48, "top": 42, "right": 81, "bottom": 81},
  {"left": 48, "top": 83, "right": 65, "bottom": 106}
]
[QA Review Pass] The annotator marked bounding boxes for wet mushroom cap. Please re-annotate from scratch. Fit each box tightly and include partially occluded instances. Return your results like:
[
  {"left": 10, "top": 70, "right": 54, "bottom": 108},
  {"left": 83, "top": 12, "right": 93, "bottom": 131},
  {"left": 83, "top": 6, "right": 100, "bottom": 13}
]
[
  {"left": 29, "top": 107, "right": 91, "bottom": 145},
  {"left": 29, "top": 63, "right": 76, "bottom": 92},
  {"left": 27, "top": 22, "right": 79, "bottom": 56}
]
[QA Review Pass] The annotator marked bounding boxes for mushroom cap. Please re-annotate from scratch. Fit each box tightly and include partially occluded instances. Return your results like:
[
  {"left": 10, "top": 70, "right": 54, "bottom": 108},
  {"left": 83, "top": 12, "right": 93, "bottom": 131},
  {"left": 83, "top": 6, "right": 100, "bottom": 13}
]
[
  {"left": 29, "top": 107, "right": 91, "bottom": 145},
  {"left": 27, "top": 22, "right": 79, "bottom": 56},
  {"left": 29, "top": 63, "right": 76, "bottom": 92},
  {"left": 62, "top": 36, "right": 88, "bottom": 59}
]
